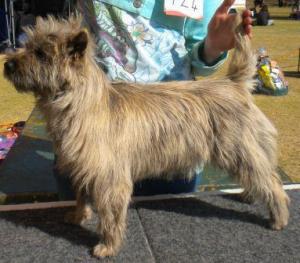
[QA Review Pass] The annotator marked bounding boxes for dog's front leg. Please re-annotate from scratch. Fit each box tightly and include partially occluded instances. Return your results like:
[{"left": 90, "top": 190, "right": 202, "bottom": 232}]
[
  {"left": 93, "top": 175, "right": 133, "bottom": 258},
  {"left": 64, "top": 189, "right": 93, "bottom": 225}
]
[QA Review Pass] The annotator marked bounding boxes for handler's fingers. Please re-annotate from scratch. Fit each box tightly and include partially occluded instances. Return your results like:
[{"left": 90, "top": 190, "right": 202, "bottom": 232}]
[
  {"left": 217, "top": 0, "right": 235, "bottom": 14},
  {"left": 242, "top": 10, "right": 253, "bottom": 36},
  {"left": 244, "top": 24, "right": 252, "bottom": 37},
  {"left": 242, "top": 9, "right": 252, "bottom": 18},
  {"left": 243, "top": 16, "right": 252, "bottom": 26}
]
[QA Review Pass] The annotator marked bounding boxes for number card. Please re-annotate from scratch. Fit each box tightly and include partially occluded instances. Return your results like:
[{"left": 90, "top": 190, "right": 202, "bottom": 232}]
[
  {"left": 232, "top": 0, "right": 246, "bottom": 8},
  {"left": 164, "top": 0, "right": 203, "bottom": 20}
]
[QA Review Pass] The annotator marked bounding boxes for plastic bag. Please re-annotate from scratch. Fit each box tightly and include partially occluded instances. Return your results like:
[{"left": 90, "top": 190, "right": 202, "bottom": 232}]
[{"left": 255, "top": 48, "right": 288, "bottom": 96}]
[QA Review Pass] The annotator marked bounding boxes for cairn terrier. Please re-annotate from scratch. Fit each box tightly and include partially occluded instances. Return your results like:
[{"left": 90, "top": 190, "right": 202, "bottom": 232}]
[{"left": 4, "top": 16, "right": 289, "bottom": 258}]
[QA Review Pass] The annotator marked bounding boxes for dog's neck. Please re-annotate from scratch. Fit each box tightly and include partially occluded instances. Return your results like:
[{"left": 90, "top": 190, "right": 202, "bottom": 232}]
[{"left": 38, "top": 57, "right": 112, "bottom": 148}]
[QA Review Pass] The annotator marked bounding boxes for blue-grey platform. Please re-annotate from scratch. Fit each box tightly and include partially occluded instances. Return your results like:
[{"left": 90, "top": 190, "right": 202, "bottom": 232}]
[
  {"left": 0, "top": 190, "right": 299, "bottom": 263},
  {"left": 0, "top": 108, "right": 294, "bottom": 204}
]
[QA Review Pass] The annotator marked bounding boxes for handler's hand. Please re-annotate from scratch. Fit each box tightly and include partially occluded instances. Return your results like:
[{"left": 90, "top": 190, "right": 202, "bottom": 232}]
[{"left": 203, "top": 0, "right": 252, "bottom": 64}]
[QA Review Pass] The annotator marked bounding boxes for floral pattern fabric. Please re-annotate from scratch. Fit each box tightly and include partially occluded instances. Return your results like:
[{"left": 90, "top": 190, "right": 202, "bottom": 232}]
[{"left": 80, "top": 1, "right": 194, "bottom": 83}]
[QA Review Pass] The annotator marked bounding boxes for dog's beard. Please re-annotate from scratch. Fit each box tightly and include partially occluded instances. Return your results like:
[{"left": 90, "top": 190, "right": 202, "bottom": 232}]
[
  {"left": 4, "top": 72, "right": 30, "bottom": 92},
  {"left": 4, "top": 69, "right": 47, "bottom": 96}
]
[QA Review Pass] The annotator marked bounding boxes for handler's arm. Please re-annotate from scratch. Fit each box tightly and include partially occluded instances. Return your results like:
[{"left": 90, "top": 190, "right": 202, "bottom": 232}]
[{"left": 187, "top": 0, "right": 252, "bottom": 77}]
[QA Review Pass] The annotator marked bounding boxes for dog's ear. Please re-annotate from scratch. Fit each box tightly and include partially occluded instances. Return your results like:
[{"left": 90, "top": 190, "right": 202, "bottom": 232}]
[{"left": 67, "top": 29, "right": 89, "bottom": 57}]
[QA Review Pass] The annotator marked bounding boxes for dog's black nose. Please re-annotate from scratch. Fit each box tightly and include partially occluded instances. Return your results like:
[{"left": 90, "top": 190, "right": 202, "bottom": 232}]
[{"left": 4, "top": 60, "right": 17, "bottom": 74}]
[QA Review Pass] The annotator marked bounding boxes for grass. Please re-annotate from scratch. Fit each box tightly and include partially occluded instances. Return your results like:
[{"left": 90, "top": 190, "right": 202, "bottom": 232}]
[
  {"left": 252, "top": 15, "right": 300, "bottom": 182},
  {"left": 0, "top": 7, "right": 299, "bottom": 181},
  {"left": 250, "top": 7, "right": 300, "bottom": 182},
  {"left": 0, "top": 55, "right": 35, "bottom": 124}
]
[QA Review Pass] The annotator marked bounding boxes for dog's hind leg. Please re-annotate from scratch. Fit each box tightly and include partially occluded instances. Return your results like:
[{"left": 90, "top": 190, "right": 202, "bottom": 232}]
[
  {"left": 212, "top": 122, "right": 289, "bottom": 230},
  {"left": 265, "top": 171, "right": 290, "bottom": 230},
  {"left": 93, "top": 171, "right": 133, "bottom": 258},
  {"left": 236, "top": 155, "right": 290, "bottom": 230}
]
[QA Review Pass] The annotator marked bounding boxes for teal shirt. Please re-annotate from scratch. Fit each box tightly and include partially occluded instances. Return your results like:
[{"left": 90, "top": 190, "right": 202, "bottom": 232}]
[{"left": 79, "top": 0, "right": 227, "bottom": 82}]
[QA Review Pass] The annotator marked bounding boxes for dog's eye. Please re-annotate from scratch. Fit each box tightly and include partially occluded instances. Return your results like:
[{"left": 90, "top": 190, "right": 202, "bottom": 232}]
[{"left": 35, "top": 49, "right": 46, "bottom": 60}]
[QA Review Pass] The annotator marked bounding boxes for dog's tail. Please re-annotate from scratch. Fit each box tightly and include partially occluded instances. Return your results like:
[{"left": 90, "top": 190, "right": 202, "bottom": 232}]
[{"left": 226, "top": 15, "right": 256, "bottom": 91}]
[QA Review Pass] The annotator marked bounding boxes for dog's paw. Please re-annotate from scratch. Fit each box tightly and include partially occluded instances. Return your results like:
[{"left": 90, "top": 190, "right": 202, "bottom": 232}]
[
  {"left": 270, "top": 218, "right": 288, "bottom": 231},
  {"left": 64, "top": 210, "right": 84, "bottom": 226},
  {"left": 238, "top": 191, "right": 255, "bottom": 204},
  {"left": 270, "top": 212, "right": 289, "bottom": 231},
  {"left": 64, "top": 207, "right": 93, "bottom": 225},
  {"left": 93, "top": 244, "right": 115, "bottom": 258},
  {"left": 270, "top": 221, "right": 287, "bottom": 231},
  {"left": 270, "top": 194, "right": 290, "bottom": 231},
  {"left": 64, "top": 211, "right": 78, "bottom": 225}
]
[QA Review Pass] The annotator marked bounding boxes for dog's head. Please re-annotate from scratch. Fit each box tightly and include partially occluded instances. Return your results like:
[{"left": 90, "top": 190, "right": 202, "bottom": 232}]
[{"left": 4, "top": 15, "right": 93, "bottom": 99}]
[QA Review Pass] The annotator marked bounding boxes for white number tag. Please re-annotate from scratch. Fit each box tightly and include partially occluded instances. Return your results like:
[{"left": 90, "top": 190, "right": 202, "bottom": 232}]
[
  {"left": 232, "top": 0, "right": 246, "bottom": 8},
  {"left": 164, "top": 0, "right": 203, "bottom": 20}
]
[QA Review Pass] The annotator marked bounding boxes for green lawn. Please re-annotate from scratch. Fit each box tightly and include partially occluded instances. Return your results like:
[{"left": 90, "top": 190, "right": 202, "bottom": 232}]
[
  {"left": 0, "top": 55, "right": 35, "bottom": 124},
  {"left": 249, "top": 8, "right": 300, "bottom": 182},
  {"left": 0, "top": 7, "right": 299, "bottom": 181}
]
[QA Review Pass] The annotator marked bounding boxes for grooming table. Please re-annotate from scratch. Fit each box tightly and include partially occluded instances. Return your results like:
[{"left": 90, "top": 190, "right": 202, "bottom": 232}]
[
  {"left": 0, "top": 190, "right": 299, "bottom": 262},
  {"left": 0, "top": 107, "right": 295, "bottom": 204}
]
